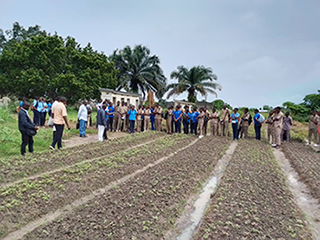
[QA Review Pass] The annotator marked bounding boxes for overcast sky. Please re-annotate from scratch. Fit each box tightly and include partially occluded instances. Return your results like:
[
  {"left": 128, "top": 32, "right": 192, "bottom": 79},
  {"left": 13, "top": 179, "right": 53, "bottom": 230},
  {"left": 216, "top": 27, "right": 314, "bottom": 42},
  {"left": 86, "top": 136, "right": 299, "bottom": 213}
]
[{"left": 1, "top": 0, "right": 319, "bottom": 108}]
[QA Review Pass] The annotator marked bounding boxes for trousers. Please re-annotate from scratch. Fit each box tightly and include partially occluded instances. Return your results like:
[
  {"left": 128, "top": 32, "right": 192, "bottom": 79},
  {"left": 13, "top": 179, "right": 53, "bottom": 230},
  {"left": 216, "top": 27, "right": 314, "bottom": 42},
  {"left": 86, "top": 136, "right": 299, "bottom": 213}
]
[
  {"left": 98, "top": 125, "right": 105, "bottom": 141},
  {"left": 221, "top": 121, "right": 229, "bottom": 136},
  {"left": 155, "top": 119, "right": 162, "bottom": 131},
  {"left": 166, "top": 118, "right": 172, "bottom": 133},
  {"left": 79, "top": 119, "right": 87, "bottom": 136},
  {"left": 232, "top": 123, "right": 239, "bottom": 140},
  {"left": 129, "top": 120, "right": 135, "bottom": 133},
  {"left": 175, "top": 120, "right": 181, "bottom": 133},
  {"left": 51, "top": 124, "right": 64, "bottom": 149},
  {"left": 20, "top": 131, "right": 34, "bottom": 155},
  {"left": 254, "top": 124, "right": 261, "bottom": 140},
  {"left": 211, "top": 122, "right": 219, "bottom": 136},
  {"left": 183, "top": 120, "right": 189, "bottom": 134},
  {"left": 144, "top": 117, "right": 150, "bottom": 131}
]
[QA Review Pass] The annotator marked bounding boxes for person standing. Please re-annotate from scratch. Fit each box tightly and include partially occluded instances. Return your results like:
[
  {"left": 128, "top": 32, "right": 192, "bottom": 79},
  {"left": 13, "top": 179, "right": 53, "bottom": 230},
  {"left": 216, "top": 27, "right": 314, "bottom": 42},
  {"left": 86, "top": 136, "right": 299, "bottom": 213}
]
[
  {"left": 50, "top": 97, "right": 71, "bottom": 150},
  {"left": 203, "top": 107, "right": 209, "bottom": 136},
  {"left": 32, "top": 97, "right": 40, "bottom": 126},
  {"left": 254, "top": 109, "right": 262, "bottom": 140},
  {"left": 150, "top": 105, "right": 155, "bottom": 131},
  {"left": 166, "top": 106, "right": 173, "bottom": 134},
  {"left": 174, "top": 106, "right": 182, "bottom": 133},
  {"left": 191, "top": 107, "right": 199, "bottom": 135},
  {"left": 281, "top": 112, "right": 293, "bottom": 142},
  {"left": 209, "top": 108, "right": 220, "bottom": 136},
  {"left": 183, "top": 106, "right": 190, "bottom": 134},
  {"left": 86, "top": 103, "right": 93, "bottom": 128},
  {"left": 220, "top": 105, "right": 230, "bottom": 136},
  {"left": 307, "top": 111, "right": 319, "bottom": 146},
  {"left": 272, "top": 107, "right": 284, "bottom": 149},
  {"left": 119, "top": 102, "right": 127, "bottom": 131},
  {"left": 40, "top": 98, "right": 48, "bottom": 127},
  {"left": 128, "top": 105, "right": 137, "bottom": 134},
  {"left": 18, "top": 101, "right": 39, "bottom": 155},
  {"left": 240, "top": 108, "right": 250, "bottom": 138},
  {"left": 144, "top": 105, "right": 151, "bottom": 131},
  {"left": 154, "top": 104, "right": 163, "bottom": 131},
  {"left": 113, "top": 101, "right": 121, "bottom": 132},
  {"left": 136, "top": 105, "right": 143, "bottom": 133},
  {"left": 230, "top": 108, "right": 240, "bottom": 140},
  {"left": 197, "top": 108, "right": 205, "bottom": 138},
  {"left": 107, "top": 102, "right": 114, "bottom": 131},
  {"left": 78, "top": 101, "right": 88, "bottom": 137},
  {"left": 97, "top": 104, "right": 107, "bottom": 141},
  {"left": 266, "top": 111, "right": 274, "bottom": 144}
]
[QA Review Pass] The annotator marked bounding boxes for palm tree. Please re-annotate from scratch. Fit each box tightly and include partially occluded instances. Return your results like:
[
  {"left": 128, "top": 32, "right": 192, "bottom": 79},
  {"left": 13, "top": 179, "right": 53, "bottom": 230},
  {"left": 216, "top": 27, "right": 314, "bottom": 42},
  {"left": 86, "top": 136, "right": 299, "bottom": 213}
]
[
  {"left": 166, "top": 65, "right": 221, "bottom": 103},
  {"left": 110, "top": 45, "right": 166, "bottom": 100}
]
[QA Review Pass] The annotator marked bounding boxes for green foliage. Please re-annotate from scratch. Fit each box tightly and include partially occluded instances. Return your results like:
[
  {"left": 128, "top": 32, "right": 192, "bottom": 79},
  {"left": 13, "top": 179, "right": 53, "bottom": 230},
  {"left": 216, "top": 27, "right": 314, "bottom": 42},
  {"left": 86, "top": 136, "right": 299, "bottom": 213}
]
[
  {"left": 0, "top": 23, "right": 118, "bottom": 103},
  {"left": 110, "top": 45, "right": 166, "bottom": 100},
  {"left": 282, "top": 101, "right": 310, "bottom": 122},
  {"left": 166, "top": 65, "right": 221, "bottom": 103},
  {"left": 212, "top": 99, "right": 224, "bottom": 110},
  {"left": 303, "top": 90, "right": 320, "bottom": 110}
]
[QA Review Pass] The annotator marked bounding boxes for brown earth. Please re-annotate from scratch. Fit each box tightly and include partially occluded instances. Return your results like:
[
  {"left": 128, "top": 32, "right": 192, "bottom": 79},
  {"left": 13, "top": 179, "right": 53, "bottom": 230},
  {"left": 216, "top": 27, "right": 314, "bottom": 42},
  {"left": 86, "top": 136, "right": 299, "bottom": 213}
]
[
  {"left": 281, "top": 141, "right": 320, "bottom": 203},
  {"left": 0, "top": 134, "right": 191, "bottom": 238},
  {"left": 21, "top": 136, "right": 231, "bottom": 240},
  {"left": 193, "top": 139, "right": 312, "bottom": 240},
  {"left": 0, "top": 131, "right": 163, "bottom": 185}
]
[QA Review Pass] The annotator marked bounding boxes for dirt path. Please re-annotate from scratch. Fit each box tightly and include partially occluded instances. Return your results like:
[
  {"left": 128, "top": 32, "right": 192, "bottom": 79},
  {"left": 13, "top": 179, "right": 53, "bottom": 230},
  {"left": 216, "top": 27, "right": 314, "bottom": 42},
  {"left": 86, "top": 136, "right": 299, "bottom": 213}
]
[
  {"left": 63, "top": 131, "right": 128, "bottom": 148},
  {"left": 2, "top": 138, "right": 199, "bottom": 240},
  {"left": 166, "top": 141, "right": 238, "bottom": 240},
  {"left": 274, "top": 148, "right": 320, "bottom": 240}
]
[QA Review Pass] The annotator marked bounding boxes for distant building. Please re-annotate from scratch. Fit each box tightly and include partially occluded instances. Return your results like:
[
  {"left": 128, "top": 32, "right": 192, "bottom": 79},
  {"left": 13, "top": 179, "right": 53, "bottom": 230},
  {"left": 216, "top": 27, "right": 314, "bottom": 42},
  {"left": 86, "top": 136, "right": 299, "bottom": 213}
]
[
  {"left": 100, "top": 88, "right": 141, "bottom": 108},
  {"left": 174, "top": 100, "right": 196, "bottom": 110}
]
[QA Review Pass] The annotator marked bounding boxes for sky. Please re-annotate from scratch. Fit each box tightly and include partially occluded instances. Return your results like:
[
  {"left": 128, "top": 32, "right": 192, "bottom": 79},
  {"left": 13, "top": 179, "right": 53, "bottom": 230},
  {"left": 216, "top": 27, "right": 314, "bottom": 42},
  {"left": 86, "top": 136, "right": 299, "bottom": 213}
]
[{"left": 1, "top": 0, "right": 319, "bottom": 108}]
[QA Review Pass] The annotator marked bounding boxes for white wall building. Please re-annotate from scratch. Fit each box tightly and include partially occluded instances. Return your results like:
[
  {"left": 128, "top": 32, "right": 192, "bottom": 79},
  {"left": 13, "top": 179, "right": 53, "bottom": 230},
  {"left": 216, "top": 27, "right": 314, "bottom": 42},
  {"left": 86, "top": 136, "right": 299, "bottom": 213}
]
[
  {"left": 174, "top": 100, "right": 196, "bottom": 110},
  {"left": 100, "top": 88, "right": 141, "bottom": 108}
]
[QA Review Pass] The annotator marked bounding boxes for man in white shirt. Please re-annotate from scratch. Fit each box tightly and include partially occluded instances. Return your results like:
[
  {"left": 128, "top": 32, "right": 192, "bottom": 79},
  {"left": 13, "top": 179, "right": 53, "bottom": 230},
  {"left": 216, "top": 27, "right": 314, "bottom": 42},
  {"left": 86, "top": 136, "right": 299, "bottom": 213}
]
[{"left": 78, "top": 101, "right": 88, "bottom": 137}]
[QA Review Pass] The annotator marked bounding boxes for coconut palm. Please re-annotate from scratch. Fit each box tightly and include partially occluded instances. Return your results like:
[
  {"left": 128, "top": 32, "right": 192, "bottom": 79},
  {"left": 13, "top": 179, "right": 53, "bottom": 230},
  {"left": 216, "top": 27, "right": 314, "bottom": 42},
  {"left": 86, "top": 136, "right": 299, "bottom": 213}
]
[
  {"left": 166, "top": 65, "right": 221, "bottom": 103},
  {"left": 110, "top": 45, "right": 166, "bottom": 100}
]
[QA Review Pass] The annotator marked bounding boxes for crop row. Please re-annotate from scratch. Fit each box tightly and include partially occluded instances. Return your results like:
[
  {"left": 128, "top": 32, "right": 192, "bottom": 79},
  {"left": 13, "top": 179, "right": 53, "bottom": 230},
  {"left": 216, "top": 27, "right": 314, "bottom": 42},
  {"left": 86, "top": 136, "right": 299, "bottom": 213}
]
[
  {"left": 0, "top": 131, "right": 163, "bottom": 185},
  {"left": 0, "top": 133, "right": 190, "bottom": 238},
  {"left": 193, "top": 140, "right": 312, "bottom": 240},
  {"left": 281, "top": 142, "right": 320, "bottom": 202},
  {"left": 20, "top": 136, "right": 231, "bottom": 240}
]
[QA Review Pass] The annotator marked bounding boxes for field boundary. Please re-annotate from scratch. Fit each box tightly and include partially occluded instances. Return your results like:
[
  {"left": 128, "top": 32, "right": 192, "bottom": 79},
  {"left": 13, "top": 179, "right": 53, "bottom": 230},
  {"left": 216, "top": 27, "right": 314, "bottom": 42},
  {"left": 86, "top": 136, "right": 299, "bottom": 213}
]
[
  {"left": 2, "top": 138, "right": 199, "bottom": 240},
  {"left": 274, "top": 148, "right": 320, "bottom": 240},
  {"left": 166, "top": 141, "right": 238, "bottom": 240},
  {"left": 0, "top": 135, "right": 167, "bottom": 189}
]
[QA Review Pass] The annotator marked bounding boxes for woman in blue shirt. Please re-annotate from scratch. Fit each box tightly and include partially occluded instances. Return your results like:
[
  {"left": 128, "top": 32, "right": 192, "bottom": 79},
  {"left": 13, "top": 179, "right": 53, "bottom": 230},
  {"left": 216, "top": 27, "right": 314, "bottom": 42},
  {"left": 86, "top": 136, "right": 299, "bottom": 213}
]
[
  {"left": 230, "top": 108, "right": 240, "bottom": 140},
  {"left": 128, "top": 105, "right": 137, "bottom": 133},
  {"left": 173, "top": 106, "right": 183, "bottom": 133},
  {"left": 191, "top": 108, "right": 199, "bottom": 135}
]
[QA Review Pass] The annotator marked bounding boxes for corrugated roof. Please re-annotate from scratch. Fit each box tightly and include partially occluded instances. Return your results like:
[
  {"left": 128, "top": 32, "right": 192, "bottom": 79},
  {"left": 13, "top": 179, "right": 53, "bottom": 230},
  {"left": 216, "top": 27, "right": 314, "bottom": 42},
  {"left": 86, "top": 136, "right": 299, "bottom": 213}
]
[{"left": 100, "top": 88, "right": 141, "bottom": 97}]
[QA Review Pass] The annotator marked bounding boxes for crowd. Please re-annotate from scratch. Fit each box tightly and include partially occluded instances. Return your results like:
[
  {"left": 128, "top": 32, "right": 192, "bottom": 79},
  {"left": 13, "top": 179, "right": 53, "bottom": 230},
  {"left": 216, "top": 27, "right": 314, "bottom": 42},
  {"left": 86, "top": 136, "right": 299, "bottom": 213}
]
[{"left": 17, "top": 97, "right": 320, "bottom": 155}]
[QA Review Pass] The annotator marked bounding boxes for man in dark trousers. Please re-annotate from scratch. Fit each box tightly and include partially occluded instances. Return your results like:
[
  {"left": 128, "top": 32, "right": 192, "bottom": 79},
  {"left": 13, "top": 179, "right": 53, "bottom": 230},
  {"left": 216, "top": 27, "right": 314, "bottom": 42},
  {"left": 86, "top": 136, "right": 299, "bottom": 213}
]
[{"left": 18, "top": 101, "right": 39, "bottom": 155}]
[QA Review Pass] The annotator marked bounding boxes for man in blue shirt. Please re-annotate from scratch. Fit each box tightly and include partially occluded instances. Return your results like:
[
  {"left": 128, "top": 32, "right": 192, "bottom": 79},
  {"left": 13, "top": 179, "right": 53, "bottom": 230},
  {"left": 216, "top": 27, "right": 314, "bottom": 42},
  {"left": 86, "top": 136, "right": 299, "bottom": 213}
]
[
  {"left": 230, "top": 108, "right": 240, "bottom": 140},
  {"left": 150, "top": 106, "right": 155, "bottom": 130},
  {"left": 173, "top": 106, "right": 182, "bottom": 133},
  {"left": 254, "top": 109, "right": 262, "bottom": 140},
  {"left": 108, "top": 103, "right": 114, "bottom": 131},
  {"left": 183, "top": 106, "right": 191, "bottom": 134}
]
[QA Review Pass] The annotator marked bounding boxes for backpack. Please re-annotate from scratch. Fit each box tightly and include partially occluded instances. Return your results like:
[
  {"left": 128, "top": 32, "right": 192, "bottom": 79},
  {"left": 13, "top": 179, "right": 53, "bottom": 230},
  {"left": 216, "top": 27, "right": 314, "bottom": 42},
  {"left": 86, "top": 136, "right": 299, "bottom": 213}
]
[
  {"left": 164, "top": 111, "right": 168, "bottom": 120},
  {"left": 248, "top": 115, "right": 252, "bottom": 125},
  {"left": 258, "top": 114, "right": 265, "bottom": 123}
]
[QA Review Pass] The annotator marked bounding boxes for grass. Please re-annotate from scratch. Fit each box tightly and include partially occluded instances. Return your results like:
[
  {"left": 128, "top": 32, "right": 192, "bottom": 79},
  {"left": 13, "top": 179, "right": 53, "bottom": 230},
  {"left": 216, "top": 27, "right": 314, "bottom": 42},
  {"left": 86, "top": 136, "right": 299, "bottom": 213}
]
[{"left": 0, "top": 104, "right": 97, "bottom": 158}]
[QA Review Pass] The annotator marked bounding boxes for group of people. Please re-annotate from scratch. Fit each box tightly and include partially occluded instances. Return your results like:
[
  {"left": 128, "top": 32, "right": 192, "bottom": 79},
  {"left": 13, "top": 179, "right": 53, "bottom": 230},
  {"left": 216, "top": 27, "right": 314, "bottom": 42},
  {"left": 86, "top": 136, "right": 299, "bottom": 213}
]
[
  {"left": 18, "top": 96, "right": 320, "bottom": 155},
  {"left": 18, "top": 96, "right": 71, "bottom": 155},
  {"left": 95, "top": 100, "right": 163, "bottom": 141}
]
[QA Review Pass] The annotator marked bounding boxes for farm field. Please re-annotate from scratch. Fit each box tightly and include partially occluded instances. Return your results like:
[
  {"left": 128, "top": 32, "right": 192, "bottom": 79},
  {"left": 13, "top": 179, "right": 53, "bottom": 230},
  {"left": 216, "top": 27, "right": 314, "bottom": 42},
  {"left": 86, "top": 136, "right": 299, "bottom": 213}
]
[
  {"left": 0, "top": 131, "right": 318, "bottom": 240},
  {"left": 193, "top": 140, "right": 312, "bottom": 240},
  {"left": 281, "top": 142, "right": 320, "bottom": 202}
]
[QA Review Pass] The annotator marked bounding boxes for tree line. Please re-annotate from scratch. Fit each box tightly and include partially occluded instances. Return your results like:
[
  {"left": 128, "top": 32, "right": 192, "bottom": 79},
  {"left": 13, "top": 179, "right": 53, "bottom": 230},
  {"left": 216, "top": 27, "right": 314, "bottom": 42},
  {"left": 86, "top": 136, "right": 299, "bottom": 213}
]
[{"left": 0, "top": 22, "right": 220, "bottom": 104}]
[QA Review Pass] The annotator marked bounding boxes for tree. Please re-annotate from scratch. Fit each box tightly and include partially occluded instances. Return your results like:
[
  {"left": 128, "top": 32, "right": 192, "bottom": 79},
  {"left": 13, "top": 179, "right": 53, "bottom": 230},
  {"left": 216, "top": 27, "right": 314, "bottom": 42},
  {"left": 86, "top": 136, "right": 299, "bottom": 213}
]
[
  {"left": 110, "top": 45, "right": 167, "bottom": 100},
  {"left": 212, "top": 99, "right": 225, "bottom": 110},
  {"left": 0, "top": 24, "right": 118, "bottom": 103},
  {"left": 166, "top": 66, "right": 221, "bottom": 103},
  {"left": 303, "top": 90, "right": 320, "bottom": 110}
]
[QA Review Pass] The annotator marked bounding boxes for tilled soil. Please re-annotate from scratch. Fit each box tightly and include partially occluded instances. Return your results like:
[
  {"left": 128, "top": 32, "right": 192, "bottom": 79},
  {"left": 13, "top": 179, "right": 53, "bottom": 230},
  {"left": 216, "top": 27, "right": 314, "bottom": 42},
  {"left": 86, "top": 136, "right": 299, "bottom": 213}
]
[
  {"left": 281, "top": 141, "right": 320, "bottom": 202},
  {"left": 0, "top": 131, "right": 163, "bottom": 184},
  {"left": 0, "top": 134, "right": 190, "bottom": 238},
  {"left": 21, "top": 136, "right": 231, "bottom": 240},
  {"left": 193, "top": 140, "right": 312, "bottom": 240}
]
